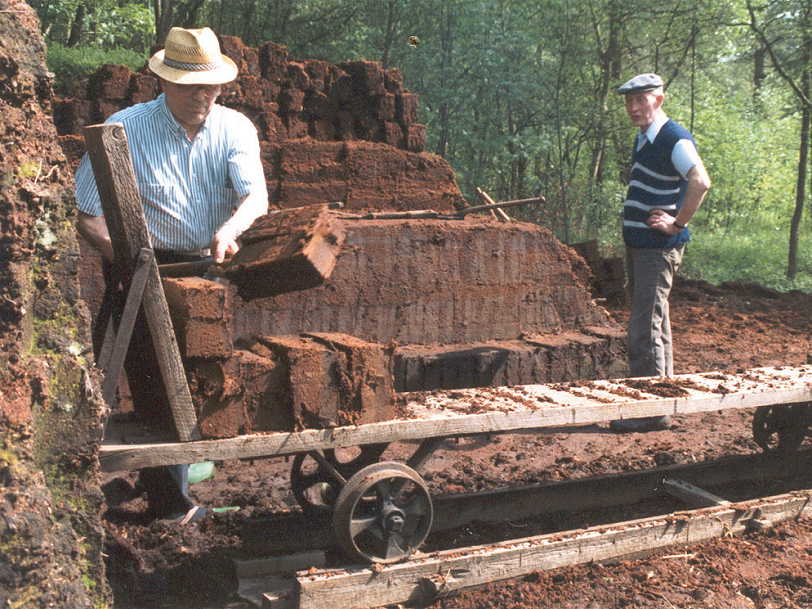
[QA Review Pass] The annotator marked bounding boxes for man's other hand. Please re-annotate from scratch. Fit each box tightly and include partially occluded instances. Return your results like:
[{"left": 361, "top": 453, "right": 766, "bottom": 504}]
[
  {"left": 212, "top": 225, "right": 239, "bottom": 263},
  {"left": 646, "top": 209, "right": 682, "bottom": 236}
]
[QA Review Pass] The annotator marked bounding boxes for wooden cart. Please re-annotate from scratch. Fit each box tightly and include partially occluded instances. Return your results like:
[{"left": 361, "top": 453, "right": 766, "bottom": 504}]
[
  {"left": 101, "top": 365, "right": 812, "bottom": 563},
  {"left": 85, "top": 123, "right": 812, "bottom": 564}
]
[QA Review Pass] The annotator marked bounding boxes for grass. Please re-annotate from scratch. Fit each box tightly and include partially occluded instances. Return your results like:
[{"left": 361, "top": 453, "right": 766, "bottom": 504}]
[
  {"left": 595, "top": 222, "right": 812, "bottom": 293},
  {"left": 680, "top": 227, "right": 812, "bottom": 292},
  {"left": 47, "top": 43, "right": 145, "bottom": 95}
]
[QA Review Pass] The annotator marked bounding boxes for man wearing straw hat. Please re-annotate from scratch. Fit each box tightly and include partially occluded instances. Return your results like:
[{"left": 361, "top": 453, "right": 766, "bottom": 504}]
[
  {"left": 75, "top": 27, "right": 268, "bottom": 522},
  {"left": 76, "top": 26, "right": 268, "bottom": 265}
]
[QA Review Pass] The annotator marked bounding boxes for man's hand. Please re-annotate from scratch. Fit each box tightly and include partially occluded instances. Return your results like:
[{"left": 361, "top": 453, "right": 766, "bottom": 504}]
[
  {"left": 211, "top": 191, "right": 269, "bottom": 263},
  {"left": 646, "top": 209, "right": 683, "bottom": 235},
  {"left": 77, "top": 212, "right": 115, "bottom": 262},
  {"left": 211, "top": 225, "right": 240, "bottom": 263},
  {"left": 646, "top": 163, "right": 710, "bottom": 236}
]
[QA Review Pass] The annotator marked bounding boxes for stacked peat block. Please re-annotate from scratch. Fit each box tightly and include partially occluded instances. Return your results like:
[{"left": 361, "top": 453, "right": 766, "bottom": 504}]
[
  {"left": 571, "top": 240, "right": 627, "bottom": 306},
  {"left": 53, "top": 36, "right": 447, "bottom": 211},
  {"left": 159, "top": 207, "right": 627, "bottom": 437}
]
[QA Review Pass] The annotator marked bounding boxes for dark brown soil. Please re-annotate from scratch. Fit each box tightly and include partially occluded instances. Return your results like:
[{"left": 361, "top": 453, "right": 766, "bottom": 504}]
[{"left": 101, "top": 277, "right": 812, "bottom": 609}]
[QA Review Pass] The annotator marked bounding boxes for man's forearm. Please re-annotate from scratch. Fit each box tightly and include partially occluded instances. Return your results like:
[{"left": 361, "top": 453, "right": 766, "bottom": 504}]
[
  {"left": 674, "top": 162, "right": 711, "bottom": 226},
  {"left": 77, "top": 212, "right": 114, "bottom": 262},
  {"left": 220, "top": 191, "right": 269, "bottom": 236}
]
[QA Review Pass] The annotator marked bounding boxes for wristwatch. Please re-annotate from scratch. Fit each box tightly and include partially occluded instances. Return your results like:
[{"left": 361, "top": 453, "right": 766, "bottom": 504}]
[{"left": 673, "top": 220, "right": 686, "bottom": 230}]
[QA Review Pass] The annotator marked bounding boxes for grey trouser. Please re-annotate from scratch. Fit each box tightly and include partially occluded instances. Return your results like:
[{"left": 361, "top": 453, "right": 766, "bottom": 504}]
[{"left": 626, "top": 245, "right": 685, "bottom": 377}]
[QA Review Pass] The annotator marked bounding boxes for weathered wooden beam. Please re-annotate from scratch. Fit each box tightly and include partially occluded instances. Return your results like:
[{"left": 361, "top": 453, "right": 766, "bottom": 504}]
[
  {"left": 475, "top": 187, "right": 512, "bottom": 221},
  {"left": 99, "top": 366, "right": 812, "bottom": 471},
  {"left": 84, "top": 123, "right": 199, "bottom": 442},
  {"left": 292, "top": 490, "right": 812, "bottom": 609}
]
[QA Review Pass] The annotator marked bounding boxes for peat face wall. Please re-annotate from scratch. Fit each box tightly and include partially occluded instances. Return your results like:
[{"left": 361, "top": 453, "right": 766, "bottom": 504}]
[
  {"left": 0, "top": 2, "right": 108, "bottom": 607},
  {"left": 160, "top": 211, "right": 627, "bottom": 437},
  {"left": 228, "top": 217, "right": 608, "bottom": 345}
]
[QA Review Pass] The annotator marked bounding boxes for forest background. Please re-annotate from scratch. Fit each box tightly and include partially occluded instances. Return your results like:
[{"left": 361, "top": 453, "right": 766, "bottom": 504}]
[{"left": 31, "top": 0, "right": 812, "bottom": 290}]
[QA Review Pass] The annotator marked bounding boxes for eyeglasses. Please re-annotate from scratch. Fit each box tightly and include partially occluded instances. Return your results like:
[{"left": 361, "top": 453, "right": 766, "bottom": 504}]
[{"left": 167, "top": 82, "right": 222, "bottom": 96}]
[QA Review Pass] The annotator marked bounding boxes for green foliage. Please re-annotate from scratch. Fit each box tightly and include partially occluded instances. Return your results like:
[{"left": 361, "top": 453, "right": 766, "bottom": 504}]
[
  {"left": 31, "top": 0, "right": 154, "bottom": 51},
  {"left": 681, "top": 227, "right": 812, "bottom": 292},
  {"left": 33, "top": 0, "right": 812, "bottom": 289},
  {"left": 47, "top": 43, "right": 144, "bottom": 93},
  {"left": 93, "top": 2, "right": 154, "bottom": 51}
]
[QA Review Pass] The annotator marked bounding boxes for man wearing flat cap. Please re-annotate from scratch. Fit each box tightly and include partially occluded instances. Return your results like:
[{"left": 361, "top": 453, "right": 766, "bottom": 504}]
[
  {"left": 75, "top": 27, "right": 269, "bottom": 521},
  {"left": 611, "top": 73, "right": 711, "bottom": 432}
]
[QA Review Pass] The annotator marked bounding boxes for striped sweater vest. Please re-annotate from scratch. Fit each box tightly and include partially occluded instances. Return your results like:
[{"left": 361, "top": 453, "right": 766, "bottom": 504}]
[{"left": 622, "top": 119, "right": 693, "bottom": 249}]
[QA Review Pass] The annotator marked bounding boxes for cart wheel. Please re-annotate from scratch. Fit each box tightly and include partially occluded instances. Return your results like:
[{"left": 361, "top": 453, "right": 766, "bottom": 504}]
[
  {"left": 332, "top": 461, "right": 433, "bottom": 564},
  {"left": 753, "top": 404, "right": 807, "bottom": 454},
  {"left": 290, "top": 444, "right": 388, "bottom": 516}
]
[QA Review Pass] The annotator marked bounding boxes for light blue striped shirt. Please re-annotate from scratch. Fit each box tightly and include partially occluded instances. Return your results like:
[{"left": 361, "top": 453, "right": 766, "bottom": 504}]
[{"left": 75, "top": 94, "right": 268, "bottom": 251}]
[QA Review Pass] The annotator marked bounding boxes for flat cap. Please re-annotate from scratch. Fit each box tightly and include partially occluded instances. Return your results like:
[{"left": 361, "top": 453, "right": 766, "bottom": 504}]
[{"left": 617, "top": 73, "right": 663, "bottom": 94}]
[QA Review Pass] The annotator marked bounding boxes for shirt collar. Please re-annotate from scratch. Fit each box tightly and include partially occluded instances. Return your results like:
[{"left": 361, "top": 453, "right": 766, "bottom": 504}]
[
  {"left": 641, "top": 112, "right": 669, "bottom": 144},
  {"left": 156, "top": 93, "right": 213, "bottom": 139}
]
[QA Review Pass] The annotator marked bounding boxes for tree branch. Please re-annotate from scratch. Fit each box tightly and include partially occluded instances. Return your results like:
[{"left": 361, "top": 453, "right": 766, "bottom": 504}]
[{"left": 746, "top": 0, "right": 811, "bottom": 107}]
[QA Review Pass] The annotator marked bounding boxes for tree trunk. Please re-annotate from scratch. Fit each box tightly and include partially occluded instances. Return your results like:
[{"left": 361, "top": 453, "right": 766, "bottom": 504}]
[
  {"left": 588, "top": 0, "right": 621, "bottom": 188},
  {"left": 381, "top": 0, "right": 399, "bottom": 69},
  {"left": 65, "top": 2, "right": 85, "bottom": 47},
  {"left": 435, "top": 5, "right": 454, "bottom": 157},
  {"left": 788, "top": 71, "right": 809, "bottom": 279},
  {"left": 753, "top": 45, "right": 766, "bottom": 92},
  {"left": 154, "top": 0, "right": 173, "bottom": 46}
]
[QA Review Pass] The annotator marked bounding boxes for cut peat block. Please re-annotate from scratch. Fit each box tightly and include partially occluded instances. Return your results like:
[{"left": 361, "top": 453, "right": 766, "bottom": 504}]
[
  {"left": 188, "top": 333, "right": 395, "bottom": 437},
  {"left": 393, "top": 327, "right": 627, "bottom": 392},
  {"left": 223, "top": 203, "right": 346, "bottom": 299}
]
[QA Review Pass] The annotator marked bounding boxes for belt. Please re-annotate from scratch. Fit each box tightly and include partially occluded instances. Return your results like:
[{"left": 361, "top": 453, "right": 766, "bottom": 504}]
[
  {"left": 154, "top": 248, "right": 211, "bottom": 257},
  {"left": 153, "top": 248, "right": 211, "bottom": 265}
]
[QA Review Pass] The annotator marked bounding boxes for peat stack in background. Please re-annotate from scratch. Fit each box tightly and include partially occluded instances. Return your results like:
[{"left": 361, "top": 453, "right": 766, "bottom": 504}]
[{"left": 52, "top": 36, "right": 463, "bottom": 212}]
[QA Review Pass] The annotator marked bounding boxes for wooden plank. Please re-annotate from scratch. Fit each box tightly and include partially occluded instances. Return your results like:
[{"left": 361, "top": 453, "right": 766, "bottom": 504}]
[
  {"left": 294, "top": 490, "right": 812, "bottom": 609},
  {"left": 99, "top": 366, "right": 812, "bottom": 471},
  {"left": 84, "top": 123, "right": 199, "bottom": 441},
  {"left": 235, "top": 552, "right": 326, "bottom": 578},
  {"left": 433, "top": 449, "right": 811, "bottom": 532},
  {"left": 236, "top": 574, "right": 293, "bottom": 608}
]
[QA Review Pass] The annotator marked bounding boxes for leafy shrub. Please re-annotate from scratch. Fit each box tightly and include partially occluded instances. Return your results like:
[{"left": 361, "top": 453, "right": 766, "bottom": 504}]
[{"left": 47, "top": 43, "right": 144, "bottom": 94}]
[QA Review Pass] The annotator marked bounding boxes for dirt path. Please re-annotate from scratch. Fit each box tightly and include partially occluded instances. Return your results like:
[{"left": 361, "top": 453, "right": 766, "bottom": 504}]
[{"left": 103, "top": 278, "right": 812, "bottom": 608}]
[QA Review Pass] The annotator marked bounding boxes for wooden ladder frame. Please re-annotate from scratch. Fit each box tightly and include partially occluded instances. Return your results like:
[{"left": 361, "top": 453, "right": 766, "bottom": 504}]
[{"left": 84, "top": 123, "right": 200, "bottom": 442}]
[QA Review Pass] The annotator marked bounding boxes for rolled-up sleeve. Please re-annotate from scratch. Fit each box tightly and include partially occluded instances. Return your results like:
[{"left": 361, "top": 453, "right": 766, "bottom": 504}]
[
  {"left": 227, "top": 115, "right": 268, "bottom": 204},
  {"left": 672, "top": 139, "right": 701, "bottom": 178}
]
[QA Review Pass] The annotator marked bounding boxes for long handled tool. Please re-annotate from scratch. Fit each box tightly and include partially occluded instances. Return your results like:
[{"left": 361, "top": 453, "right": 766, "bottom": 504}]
[{"left": 335, "top": 196, "right": 545, "bottom": 221}]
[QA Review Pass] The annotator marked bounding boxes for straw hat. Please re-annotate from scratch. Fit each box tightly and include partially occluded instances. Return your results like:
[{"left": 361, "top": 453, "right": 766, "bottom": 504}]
[{"left": 148, "top": 27, "right": 238, "bottom": 85}]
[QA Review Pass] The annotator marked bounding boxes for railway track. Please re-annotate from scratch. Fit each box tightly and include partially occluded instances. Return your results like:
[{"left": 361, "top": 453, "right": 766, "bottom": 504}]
[{"left": 237, "top": 448, "right": 812, "bottom": 609}]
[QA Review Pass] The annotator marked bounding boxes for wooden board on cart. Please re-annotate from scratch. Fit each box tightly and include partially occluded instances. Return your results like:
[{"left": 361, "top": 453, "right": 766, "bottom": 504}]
[{"left": 100, "top": 365, "right": 812, "bottom": 472}]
